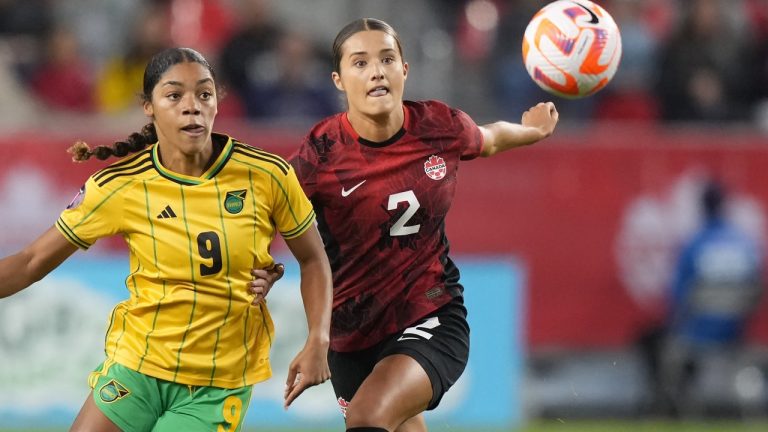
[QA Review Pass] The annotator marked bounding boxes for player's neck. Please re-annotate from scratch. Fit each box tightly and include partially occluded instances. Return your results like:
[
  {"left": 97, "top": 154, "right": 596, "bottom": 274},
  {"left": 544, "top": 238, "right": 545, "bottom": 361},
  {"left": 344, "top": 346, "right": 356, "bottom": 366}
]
[
  {"left": 156, "top": 143, "right": 215, "bottom": 178},
  {"left": 347, "top": 107, "right": 405, "bottom": 143}
]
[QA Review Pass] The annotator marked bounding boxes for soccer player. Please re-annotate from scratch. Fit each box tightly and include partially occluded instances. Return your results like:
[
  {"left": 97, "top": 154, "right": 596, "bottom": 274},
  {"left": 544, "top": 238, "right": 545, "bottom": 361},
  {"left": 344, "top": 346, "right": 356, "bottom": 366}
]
[
  {"left": 0, "top": 47, "right": 332, "bottom": 431},
  {"left": 288, "top": 18, "right": 559, "bottom": 432}
]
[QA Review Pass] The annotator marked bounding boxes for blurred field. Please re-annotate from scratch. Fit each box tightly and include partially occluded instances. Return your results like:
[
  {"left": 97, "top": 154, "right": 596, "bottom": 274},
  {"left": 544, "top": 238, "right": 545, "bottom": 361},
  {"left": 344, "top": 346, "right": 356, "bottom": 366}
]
[{"left": 6, "top": 421, "right": 768, "bottom": 432}]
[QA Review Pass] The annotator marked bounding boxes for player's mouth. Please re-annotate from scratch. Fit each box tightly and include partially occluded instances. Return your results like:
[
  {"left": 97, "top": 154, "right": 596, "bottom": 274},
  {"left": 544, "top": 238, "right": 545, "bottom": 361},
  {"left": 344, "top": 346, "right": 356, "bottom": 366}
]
[
  {"left": 367, "top": 86, "right": 389, "bottom": 97},
  {"left": 181, "top": 124, "right": 207, "bottom": 136}
]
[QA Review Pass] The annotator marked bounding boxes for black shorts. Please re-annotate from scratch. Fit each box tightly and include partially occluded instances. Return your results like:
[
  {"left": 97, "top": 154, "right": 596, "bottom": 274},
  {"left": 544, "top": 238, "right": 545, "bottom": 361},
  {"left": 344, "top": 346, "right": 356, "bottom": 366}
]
[{"left": 328, "top": 296, "right": 470, "bottom": 413}]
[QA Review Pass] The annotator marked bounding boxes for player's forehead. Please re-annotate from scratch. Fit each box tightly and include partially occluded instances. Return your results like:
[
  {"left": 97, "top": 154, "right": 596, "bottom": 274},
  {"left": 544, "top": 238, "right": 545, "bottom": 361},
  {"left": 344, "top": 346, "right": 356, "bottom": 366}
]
[
  {"left": 340, "top": 30, "right": 399, "bottom": 58},
  {"left": 155, "top": 62, "right": 214, "bottom": 90}
]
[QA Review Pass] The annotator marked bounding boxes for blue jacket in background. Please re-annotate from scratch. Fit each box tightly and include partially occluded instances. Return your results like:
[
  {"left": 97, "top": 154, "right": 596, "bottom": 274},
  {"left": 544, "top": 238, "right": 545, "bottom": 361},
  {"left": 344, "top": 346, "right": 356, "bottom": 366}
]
[{"left": 669, "top": 217, "right": 764, "bottom": 346}]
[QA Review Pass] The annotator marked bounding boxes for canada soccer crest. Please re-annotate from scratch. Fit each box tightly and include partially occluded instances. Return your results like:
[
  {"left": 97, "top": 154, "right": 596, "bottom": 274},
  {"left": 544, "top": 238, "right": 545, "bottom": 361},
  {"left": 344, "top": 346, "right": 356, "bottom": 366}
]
[{"left": 424, "top": 155, "right": 446, "bottom": 180}]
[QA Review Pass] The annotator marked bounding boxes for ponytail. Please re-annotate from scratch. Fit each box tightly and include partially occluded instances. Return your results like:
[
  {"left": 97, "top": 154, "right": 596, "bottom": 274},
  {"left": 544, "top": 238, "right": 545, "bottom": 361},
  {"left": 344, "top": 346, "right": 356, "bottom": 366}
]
[{"left": 69, "top": 123, "right": 158, "bottom": 162}]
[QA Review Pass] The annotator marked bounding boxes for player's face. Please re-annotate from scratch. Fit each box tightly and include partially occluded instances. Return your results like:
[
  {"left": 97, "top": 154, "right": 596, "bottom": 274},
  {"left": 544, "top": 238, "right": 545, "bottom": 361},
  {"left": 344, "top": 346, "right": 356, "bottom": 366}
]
[
  {"left": 144, "top": 61, "right": 218, "bottom": 156},
  {"left": 332, "top": 30, "right": 408, "bottom": 120}
]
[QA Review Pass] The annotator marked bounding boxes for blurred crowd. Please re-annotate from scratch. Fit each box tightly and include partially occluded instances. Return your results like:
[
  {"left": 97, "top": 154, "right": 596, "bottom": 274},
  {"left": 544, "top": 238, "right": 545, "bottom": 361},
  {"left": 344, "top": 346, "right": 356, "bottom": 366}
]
[{"left": 0, "top": 0, "right": 766, "bottom": 130}]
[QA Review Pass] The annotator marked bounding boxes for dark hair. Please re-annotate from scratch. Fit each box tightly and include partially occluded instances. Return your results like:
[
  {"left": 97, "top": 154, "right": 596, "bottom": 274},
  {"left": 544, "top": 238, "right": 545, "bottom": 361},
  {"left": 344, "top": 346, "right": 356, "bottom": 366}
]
[
  {"left": 69, "top": 47, "right": 215, "bottom": 162},
  {"left": 331, "top": 18, "right": 403, "bottom": 74}
]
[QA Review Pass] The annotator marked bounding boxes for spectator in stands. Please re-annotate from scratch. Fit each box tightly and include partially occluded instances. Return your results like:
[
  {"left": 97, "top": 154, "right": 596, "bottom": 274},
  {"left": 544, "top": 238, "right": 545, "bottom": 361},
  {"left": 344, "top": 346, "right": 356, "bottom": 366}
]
[
  {"left": 745, "top": 0, "right": 768, "bottom": 129},
  {"left": 51, "top": 0, "right": 141, "bottom": 70},
  {"left": 659, "top": 179, "right": 764, "bottom": 416},
  {"left": 745, "top": 0, "right": 768, "bottom": 43},
  {"left": 594, "top": 0, "right": 660, "bottom": 122},
  {"left": 29, "top": 27, "right": 95, "bottom": 112},
  {"left": 0, "top": 40, "right": 39, "bottom": 129},
  {"left": 217, "top": 0, "right": 337, "bottom": 122},
  {"left": 655, "top": 0, "right": 756, "bottom": 123},
  {"left": 0, "top": 0, "right": 53, "bottom": 82},
  {"left": 95, "top": 1, "right": 171, "bottom": 114},
  {"left": 243, "top": 30, "right": 338, "bottom": 121},
  {"left": 217, "top": 0, "right": 278, "bottom": 86}
]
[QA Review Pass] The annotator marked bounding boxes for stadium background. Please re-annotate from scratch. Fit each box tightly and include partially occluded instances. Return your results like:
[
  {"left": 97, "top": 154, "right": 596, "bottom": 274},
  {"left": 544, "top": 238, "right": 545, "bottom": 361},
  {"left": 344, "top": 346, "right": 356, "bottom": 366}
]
[{"left": 1, "top": 0, "right": 768, "bottom": 430}]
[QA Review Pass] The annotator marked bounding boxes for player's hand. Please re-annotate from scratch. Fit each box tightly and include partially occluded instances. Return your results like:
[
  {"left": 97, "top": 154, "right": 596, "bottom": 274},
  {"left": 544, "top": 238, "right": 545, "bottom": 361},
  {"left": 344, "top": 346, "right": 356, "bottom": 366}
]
[
  {"left": 248, "top": 263, "right": 284, "bottom": 306},
  {"left": 283, "top": 339, "right": 331, "bottom": 409},
  {"left": 522, "top": 101, "right": 558, "bottom": 139}
]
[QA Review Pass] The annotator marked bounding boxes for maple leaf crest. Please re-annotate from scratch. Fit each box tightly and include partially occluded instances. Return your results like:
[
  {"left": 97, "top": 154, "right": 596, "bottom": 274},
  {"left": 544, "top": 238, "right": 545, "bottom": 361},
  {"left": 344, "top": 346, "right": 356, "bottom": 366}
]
[{"left": 424, "top": 155, "right": 447, "bottom": 180}]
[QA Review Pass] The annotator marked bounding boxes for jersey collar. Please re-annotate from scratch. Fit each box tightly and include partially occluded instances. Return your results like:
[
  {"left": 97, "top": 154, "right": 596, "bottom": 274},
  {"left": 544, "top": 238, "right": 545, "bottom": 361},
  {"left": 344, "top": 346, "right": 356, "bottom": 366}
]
[
  {"left": 152, "top": 133, "right": 234, "bottom": 185},
  {"left": 342, "top": 104, "right": 410, "bottom": 148}
]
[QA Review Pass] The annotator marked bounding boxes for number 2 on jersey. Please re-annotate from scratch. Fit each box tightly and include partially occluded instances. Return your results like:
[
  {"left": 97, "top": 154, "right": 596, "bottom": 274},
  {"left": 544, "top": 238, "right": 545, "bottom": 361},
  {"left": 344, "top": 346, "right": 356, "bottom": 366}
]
[{"left": 388, "top": 190, "right": 421, "bottom": 237}]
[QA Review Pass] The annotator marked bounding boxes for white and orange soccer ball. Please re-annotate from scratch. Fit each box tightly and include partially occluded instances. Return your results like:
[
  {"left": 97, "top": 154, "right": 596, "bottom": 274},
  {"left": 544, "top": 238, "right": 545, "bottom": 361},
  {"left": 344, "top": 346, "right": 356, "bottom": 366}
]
[{"left": 522, "top": 0, "right": 622, "bottom": 99}]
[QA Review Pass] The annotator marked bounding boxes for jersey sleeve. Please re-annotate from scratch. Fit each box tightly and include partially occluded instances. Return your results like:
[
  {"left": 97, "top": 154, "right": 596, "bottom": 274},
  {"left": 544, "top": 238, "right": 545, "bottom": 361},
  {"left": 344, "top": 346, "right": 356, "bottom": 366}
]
[
  {"left": 453, "top": 107, "right": 484, "bottom": 161},
  {"left": 271, "top": 163, "right": 316, "bottom": 240},
  {"left": 288, "top": 133, "right": 320, "bottom": 200},
  {"left": 56, "top": 176, "right": 124, "bottom": 249}
]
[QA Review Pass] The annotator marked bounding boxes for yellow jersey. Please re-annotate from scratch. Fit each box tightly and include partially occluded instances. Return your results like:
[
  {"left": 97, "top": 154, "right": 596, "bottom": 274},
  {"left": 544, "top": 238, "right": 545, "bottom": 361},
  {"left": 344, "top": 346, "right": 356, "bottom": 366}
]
[{"left": 56, "top": 133, "right": 315, "bottom": 388}]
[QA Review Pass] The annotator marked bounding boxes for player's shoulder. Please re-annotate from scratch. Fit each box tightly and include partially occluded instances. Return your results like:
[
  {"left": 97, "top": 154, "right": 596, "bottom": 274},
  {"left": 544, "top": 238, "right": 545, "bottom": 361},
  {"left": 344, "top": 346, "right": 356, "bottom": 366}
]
[
  {"left": 229, "top": 135, "right": 291, "bottom": 176},
  {"left": 89, "top": 146, "right": 155, "bottom": 189},
  {"left": 406, "top": 99, "right": 451, "bottom": 112},
  {"left": 405, "top": 100, "right": 475, "bottom": 134},
  {"left": 296, "top": 112, "right": 346, "bottom": 158},
  {"left": 406, "top": 99, "right": 471, "bottom": 122}
]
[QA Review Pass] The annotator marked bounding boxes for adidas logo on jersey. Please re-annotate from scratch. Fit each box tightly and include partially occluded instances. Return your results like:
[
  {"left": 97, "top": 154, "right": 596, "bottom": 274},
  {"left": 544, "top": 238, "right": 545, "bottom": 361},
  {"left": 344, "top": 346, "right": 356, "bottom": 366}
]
[{"left": 157, "top": 205, "right": 177, "bottom": 219}]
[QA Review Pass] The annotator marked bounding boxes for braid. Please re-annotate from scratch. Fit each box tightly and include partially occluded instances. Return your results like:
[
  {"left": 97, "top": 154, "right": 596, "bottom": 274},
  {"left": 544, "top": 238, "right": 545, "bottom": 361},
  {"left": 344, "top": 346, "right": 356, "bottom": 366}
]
[{"left": 68, "top": 123, "right": 158, "bottom": 162}]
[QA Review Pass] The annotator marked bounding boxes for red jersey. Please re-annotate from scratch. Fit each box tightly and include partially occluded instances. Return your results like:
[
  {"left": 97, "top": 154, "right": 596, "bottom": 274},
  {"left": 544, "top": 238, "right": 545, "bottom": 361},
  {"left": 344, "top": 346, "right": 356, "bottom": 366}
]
[{"left": 290, "top": 100, "right": 484, "bottom": 351}]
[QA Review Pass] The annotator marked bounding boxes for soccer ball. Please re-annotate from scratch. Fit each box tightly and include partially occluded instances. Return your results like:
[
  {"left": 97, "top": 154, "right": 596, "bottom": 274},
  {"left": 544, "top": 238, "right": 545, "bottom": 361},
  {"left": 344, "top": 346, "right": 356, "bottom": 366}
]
[{"left": 522, "top": 0, "right": 622, "bottom": 99}]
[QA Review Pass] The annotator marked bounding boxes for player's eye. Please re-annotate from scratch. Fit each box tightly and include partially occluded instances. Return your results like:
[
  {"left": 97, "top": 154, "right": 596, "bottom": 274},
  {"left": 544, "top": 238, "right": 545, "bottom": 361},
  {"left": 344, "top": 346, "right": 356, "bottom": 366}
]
[
  {"left": 353, "top": 59, "right": 366, "bottom": 68},
  {"left": 167, "top": 92, "right": 181, "bottom": 100},
  {"left": 199, "top": 91, "right": 214, "bottom": 100},
  {"left": 382, "top": 57, "right": 395, "bottom": 65}
]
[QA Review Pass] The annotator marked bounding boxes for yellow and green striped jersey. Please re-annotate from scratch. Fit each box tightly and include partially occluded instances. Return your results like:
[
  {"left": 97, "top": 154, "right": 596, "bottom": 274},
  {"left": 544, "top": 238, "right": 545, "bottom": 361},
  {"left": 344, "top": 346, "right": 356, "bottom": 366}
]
[{"left": 56, "top": 133, "right": 315, "bottom": 389}]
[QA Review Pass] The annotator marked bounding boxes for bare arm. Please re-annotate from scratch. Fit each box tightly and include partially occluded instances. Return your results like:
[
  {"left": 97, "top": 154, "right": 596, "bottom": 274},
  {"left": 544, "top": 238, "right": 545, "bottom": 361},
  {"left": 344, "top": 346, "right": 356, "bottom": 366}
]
[
  {"left": 281, "top": 224, "right": 333, "bottom": 408},
  {"left": 479, "top": 102, "right": 559, "bottom": 157},
  {"left": 0, "top": 226, "right": 79, "bottom": 299}
]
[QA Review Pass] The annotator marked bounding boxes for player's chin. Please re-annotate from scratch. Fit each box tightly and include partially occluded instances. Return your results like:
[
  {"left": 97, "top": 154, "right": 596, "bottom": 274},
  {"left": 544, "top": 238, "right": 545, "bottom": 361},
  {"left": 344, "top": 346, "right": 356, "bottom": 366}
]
[
  {"left": 362, "top": 98, "right": 399, "bottom": 117},
  {"left": 180, "top": 136, "right": 208, "bottom": 155}
]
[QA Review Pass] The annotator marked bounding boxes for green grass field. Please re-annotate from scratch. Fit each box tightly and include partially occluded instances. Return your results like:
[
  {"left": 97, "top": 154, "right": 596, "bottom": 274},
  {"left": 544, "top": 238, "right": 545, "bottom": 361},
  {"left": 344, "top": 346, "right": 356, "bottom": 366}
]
[{"left": 5, "top": 420, "right": 768, "bottom": 432}]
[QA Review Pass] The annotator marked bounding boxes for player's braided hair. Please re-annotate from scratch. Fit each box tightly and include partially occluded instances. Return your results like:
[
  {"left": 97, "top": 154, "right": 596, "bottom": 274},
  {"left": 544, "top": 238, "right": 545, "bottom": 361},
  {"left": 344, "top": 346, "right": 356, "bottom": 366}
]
[
  {"left": 68, "top": 123, "right": 158, "bottom": 162},
  {"left": 68, "top": 47, "right": 214, "bottom": 162}
]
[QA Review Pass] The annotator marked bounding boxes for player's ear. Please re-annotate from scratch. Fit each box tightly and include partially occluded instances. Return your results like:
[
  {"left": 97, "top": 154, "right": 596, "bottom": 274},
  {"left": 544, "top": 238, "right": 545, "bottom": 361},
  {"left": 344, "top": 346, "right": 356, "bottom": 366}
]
[
  {"left": 332, "top": 71, "right": 344, "bottom": 92},
  {"left": 402, "top": 62, "right": 409, "bottom": 81},
  {"left": 143, "top": 100, "right": 154, "bottom": 118}
]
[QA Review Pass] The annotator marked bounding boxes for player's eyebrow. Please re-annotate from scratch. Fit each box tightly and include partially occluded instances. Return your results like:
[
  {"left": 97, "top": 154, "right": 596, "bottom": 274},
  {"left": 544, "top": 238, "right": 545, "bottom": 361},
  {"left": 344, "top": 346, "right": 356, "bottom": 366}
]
[
  {"left": 348, "top": 48, "right": 398, "bottom": 57},
  {"left": 161, "top": 78, "right": 214, "bottom": 87}
]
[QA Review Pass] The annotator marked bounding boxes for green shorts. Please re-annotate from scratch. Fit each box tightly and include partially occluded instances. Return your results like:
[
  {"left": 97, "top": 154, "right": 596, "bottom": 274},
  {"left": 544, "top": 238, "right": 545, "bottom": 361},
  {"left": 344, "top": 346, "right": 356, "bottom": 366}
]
[{"left": 89, "top": 360, "right": 253, "bottom": 432}]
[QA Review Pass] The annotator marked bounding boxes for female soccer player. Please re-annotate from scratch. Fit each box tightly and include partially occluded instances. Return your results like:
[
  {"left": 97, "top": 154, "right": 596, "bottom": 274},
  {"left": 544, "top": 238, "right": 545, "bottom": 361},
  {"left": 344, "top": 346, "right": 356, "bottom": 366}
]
[
  {"left": 288, "top": 18, "right": 559, "bottom": 432},
  {"left": 0, "top": 47, "right": 332, "bottom": 431}
]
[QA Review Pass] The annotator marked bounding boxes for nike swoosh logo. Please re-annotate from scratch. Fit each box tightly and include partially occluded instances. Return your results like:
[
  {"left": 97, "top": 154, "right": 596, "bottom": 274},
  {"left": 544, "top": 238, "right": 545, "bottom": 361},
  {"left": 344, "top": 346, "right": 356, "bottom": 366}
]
[
  {"left": 572, "top": 1, "right": 599, "bottom": 24},
  {"left": 341, "top": 180, "right": 366, "bottom": 197}
]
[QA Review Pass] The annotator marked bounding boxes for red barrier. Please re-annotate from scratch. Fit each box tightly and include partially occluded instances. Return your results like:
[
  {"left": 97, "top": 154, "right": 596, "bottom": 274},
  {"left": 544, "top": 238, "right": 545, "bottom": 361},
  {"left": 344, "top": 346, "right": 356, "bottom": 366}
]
[{"left": 2, "top": 124, "right": 767, "bottom": 348}]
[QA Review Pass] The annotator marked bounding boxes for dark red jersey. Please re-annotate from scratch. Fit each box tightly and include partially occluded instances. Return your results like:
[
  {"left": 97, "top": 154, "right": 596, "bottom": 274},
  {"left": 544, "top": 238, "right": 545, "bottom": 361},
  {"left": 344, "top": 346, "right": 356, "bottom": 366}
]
[{"left": 289, "top": 100, "right": 484, "bottom": 351}]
